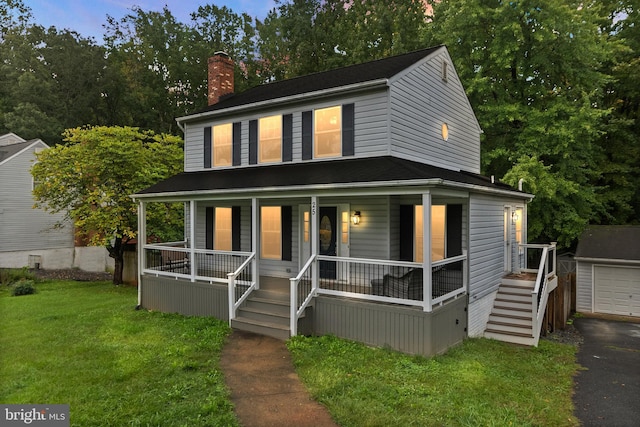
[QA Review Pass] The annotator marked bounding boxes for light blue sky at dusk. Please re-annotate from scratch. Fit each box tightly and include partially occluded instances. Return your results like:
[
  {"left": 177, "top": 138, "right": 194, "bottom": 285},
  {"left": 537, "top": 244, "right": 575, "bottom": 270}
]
[{"left": 25, "top": 0, "right": 276, "bottom": 43}]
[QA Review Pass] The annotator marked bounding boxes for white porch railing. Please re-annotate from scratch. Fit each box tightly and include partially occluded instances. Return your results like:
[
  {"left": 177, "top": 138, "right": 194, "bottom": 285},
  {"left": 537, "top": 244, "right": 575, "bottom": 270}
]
[
  {"left": 289, "top": 252, "right": 467, "bottom": 336},
  {"left": 228, "top": 252, "right": 257, "bottom": 324},
  {"left": 519, "top": 243, "right": 558, "bottom": 346}
]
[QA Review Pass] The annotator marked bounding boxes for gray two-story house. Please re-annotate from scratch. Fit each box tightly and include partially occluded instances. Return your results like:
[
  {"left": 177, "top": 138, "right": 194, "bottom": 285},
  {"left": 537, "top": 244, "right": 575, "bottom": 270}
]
[{"left": 134, "top": 46, "right": 557, "bottom": 355}]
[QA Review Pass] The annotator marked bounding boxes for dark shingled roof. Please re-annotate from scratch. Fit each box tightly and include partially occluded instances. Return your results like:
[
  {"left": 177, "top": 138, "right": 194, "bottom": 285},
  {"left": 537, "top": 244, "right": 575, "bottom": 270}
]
[
  {"left": 575, "top": 225, "right": 640, "bottom": 261},
  {"left": 136, "top": 156, "right": 518, "bottom": 197},
  {"left": 189, "top": 46, "right": 443, "bottom": 115},
  {"left": 0, "top": 141, "right": 34, "bottom": 163}
]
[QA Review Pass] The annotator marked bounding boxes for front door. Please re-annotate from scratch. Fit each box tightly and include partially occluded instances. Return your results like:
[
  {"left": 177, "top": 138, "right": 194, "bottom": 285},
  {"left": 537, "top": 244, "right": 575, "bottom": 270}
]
[{"left": 319, "top": 207, "right": 337, "bottom": 279}]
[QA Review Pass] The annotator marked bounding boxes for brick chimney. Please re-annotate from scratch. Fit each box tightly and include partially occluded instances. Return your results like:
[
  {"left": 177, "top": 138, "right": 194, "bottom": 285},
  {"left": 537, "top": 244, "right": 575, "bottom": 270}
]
[{"left": 208, "top": 52, "right": 234, "bottom": 106}]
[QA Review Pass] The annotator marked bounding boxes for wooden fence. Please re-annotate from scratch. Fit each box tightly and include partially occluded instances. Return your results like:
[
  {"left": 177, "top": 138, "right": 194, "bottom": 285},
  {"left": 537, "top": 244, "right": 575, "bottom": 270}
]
[{"left": 541, "top": 272, "right": 576, "bottom": 333}]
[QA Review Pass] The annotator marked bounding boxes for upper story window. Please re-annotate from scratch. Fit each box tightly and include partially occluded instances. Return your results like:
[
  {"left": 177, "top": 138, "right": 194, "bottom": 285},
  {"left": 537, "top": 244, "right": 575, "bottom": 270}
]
[
  {"left": 314, "top": 106, "right": 342, "bottom": 158},
  {"left": 259, "top": 115, "right": 282, "bottom": 163},
  {"left": 213, "top": 123, "right": 232, "bottom": 167}
]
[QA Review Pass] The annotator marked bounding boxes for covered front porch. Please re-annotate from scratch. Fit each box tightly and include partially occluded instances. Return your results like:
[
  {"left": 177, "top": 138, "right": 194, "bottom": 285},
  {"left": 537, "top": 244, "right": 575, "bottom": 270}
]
[{"left": 135, "top": 189, "right": 470, "bottom": 356}]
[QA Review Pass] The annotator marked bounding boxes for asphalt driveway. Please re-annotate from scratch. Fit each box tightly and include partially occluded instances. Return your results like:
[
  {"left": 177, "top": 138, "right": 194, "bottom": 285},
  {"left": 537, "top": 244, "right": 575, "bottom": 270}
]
[{"left": 573, "top": 317, "right": 640, "bottom": 426}]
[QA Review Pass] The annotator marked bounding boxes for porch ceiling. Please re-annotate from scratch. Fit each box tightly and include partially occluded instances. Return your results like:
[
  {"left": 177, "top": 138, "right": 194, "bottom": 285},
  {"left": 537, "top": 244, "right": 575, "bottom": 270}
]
[{"left": 135, "top": 156, "right": 523, "bottom": 199}]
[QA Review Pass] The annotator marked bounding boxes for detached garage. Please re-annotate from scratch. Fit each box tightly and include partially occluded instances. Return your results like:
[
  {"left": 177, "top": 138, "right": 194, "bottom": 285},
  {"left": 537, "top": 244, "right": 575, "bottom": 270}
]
[{"left": 575, "top": 225, "right": 640, "bottom": 317}]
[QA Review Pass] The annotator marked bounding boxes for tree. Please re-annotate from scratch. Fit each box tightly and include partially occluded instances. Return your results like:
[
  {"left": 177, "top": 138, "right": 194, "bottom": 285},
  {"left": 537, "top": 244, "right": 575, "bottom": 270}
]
[
  {"left": 426, "top": 0, "right": 614, "bottom": 247},
  {"left": 31, "top": 126, "right": 184, "bottom": 284}
]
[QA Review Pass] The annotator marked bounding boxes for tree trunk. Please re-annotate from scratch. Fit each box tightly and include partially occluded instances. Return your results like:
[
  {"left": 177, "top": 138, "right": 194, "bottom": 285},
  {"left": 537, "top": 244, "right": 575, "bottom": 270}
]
[{"left": 107, "top": 238, "right": 125, "bottom": 285}]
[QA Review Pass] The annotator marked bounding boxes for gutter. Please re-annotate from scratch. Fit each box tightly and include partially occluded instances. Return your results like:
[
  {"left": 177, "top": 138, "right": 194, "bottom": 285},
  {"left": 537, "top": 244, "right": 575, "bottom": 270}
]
[
  {"left": 175, "top": 79, "right": 389, "bottom": 124},
  {"left": 574, "top": 257, "right": 640, "bottom": 266},
  {"left": 131, "top": 177, "right": 531, "bottom": 202}
]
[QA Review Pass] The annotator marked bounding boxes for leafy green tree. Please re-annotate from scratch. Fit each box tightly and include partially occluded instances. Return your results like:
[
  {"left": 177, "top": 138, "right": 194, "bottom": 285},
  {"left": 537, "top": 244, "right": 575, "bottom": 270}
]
[
  {"left": 31, "top": 126, "right": 184, "bottom": 284},
  {"left": 426, "top": 0, "right": 614, "bottom": 247}
]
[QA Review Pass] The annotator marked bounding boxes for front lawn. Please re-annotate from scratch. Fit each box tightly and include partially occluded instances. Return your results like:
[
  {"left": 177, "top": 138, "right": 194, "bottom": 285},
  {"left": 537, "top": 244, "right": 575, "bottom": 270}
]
[
  {"left": 288, "top": 334, "right": 580, "bottom": 427},
  {"left": 1, "top": 278, "right": 580, "bottom": 427},
  {"left": 0, "top": 280, "right": 237, "bottom": 426}
]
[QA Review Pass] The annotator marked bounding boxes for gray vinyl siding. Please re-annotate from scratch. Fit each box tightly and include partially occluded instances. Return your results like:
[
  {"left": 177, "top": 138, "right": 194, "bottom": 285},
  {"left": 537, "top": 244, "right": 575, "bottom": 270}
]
[
  {"left": 576, "top": 261, "right": 593, "bottom": 313},
  {"left": 183, "top": 90, "right": 390, "bottom": 172},
  {"left": 346, "top": 196, "right": 390, "bottom": 260},
  {"left": 467, "top": 194, "right": 507, "bottom": 300},
  {"left": 0, "top": 144, "right": 73, "bottom": 252},
  {"left": 389, "top": 50, "right": 481, "bottom": 173}
]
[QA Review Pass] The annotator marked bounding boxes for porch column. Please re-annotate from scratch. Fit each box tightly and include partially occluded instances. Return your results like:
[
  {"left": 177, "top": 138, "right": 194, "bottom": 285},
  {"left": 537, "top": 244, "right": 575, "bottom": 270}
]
[
  {"left": 311, "top": 195, "right": 318, "bottom": 293},
  {"left": 252, "top": 198, "right": 259, "bottom": 288},
  {"left": 422, "top": 192, "right": 432, "bottom": 312},
  {"left": 189, "top": 200, "right": 196, "bottom": 282},
  {"left": 137, "top": 200, "right": 146, "bottom": 307}
]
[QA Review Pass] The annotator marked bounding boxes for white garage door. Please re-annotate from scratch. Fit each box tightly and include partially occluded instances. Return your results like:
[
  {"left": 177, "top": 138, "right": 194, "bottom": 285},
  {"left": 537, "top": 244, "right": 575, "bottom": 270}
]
[{"left": 594, "top": 265, "right": 640, "bottom": 317}]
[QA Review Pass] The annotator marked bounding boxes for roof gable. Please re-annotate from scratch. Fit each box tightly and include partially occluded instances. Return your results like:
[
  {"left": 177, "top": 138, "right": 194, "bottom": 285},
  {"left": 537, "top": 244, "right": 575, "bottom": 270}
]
[
  {"left": 0, "top": 133, "right": 26, "bottom": 146},
  {"left": 182, "top": 46, "right": 443, "bottom": 119},
  {"left": 575, "top": 225, "right": 640, "bottom": 261},
  {"left": 0, "top": 139, "right": 48, "bottom": 166}
]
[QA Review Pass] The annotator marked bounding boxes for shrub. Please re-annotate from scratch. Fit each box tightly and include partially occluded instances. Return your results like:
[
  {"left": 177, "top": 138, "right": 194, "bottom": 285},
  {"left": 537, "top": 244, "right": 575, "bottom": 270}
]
[
  {"left": 0, "top": 267, "right": 35, "bottom": 285},
  {"left": 11, "top": 280, "right": 36, "bottom": 296}
]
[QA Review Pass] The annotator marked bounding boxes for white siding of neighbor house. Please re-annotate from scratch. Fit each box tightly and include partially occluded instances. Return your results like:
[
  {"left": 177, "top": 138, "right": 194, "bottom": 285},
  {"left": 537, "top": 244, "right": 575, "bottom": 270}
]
[
  {"left": 0, "top": 142, "right": 74, "bottom": 255},
  {"left": 183, "top": 90, "right": 390, "bottom": 172},
  {"left": 576, "top": 261, "right": 593, "bottom": 313},
  {"left": 389, "top": 49, "right": 481, "bottom": 173}
]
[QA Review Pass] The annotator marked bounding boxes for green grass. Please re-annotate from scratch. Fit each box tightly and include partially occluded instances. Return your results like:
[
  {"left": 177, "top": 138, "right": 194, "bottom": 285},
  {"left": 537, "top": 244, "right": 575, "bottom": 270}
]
[
  {"left": 288, "top": 335, "right": 580, "bottom": 427},
  {"left": 1, "top": 279, "right": 580, "bottom": 427},
  {"left": 0, "top": 280, "right": 238, "bottom": 427}
]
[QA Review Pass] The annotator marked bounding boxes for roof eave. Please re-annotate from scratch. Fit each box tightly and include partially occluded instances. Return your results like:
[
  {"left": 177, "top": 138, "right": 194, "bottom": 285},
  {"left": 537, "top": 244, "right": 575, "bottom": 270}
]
[
  {"left": 176, "top": 78, "right": 389, "bottom": 124},
  {"left": 574, "top": 256, "right": 640, "bottom": 265}
]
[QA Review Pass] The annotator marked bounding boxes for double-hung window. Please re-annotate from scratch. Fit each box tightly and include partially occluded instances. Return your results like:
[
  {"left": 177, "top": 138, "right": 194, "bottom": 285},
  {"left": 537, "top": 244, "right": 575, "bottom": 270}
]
[
  {"left": 314, "top": 106, "right": 342, "bottom": 158},
  {"left": 213, "top": 123, "right": 232, "bottom": 167},
  {"left": 259, "top": 115, "right": 282, "bottom": 163}
]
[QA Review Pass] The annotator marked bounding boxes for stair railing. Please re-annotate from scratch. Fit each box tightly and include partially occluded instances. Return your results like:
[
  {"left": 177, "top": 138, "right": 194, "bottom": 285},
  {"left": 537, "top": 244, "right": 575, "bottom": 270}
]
[
  {"left": 290, "top": 255, "right": 316, "bottom": 336},
  {"left": 227, "top": 252, "right": 257, "bottom": 325},
  {"left": 528, "top": 243, "right": 558, "bottom": 346}
]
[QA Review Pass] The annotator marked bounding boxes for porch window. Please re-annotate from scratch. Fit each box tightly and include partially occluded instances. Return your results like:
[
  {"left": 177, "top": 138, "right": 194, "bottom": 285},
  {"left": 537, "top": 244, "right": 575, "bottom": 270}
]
[
  {"left": 514, "top": 207, "right": 523, "bottom": 244},
  {"left": 213, "top": 123, "right": 232, "bottom": 167},
  {"left": 259, "top": 115, "right": 282, "bottom": 163},
  {"left": 415, "top": 205, "right": 446, "bottom": 262},
  {"left": 214, "top": 207, "right": 232, "bottom": 250},
  {"left": 314, "top": 106, "right": 341, "bottom": 158},
  {"left": 261, "top": 206, "right": 282, "bottom": 259}
]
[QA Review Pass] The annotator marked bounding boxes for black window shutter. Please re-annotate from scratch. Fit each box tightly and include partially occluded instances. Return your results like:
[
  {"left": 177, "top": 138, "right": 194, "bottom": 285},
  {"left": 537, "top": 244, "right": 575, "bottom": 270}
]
[
  {"left": 233, "top": 122, "right": 241, "bottom": 166},
  {"left": 446, "top": 205, "right": 463, "bottom": 258},
  {"left": 342, "top": 103, "right": 355, "bottom": 156},
  {"left": 204, "top": 126, "right": 212, "bottom": 168},
  {"left": 206, "top": 207, "right": 214, "bottom": 250},
  {"left": 302, "top": 111, "right": 312, "bottom": 160},
  {"left": 232, "top": 206, "right": 241, "bottom": 251},
  {"left": 282, "top": 206, "right": 292, "bottom": 261},
  {"left": 399, "top": 205, "right": 414, "bottom": 261},
  {"left": 283, "top": 114, "right": 293, "bottom": 162},
  {"left": 249, "top": 119, "right": 258, "bottom": 164}
]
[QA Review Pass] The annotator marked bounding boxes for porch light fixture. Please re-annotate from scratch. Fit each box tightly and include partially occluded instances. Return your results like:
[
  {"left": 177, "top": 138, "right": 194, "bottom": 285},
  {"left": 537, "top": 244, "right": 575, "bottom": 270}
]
[
  {"left": 351, "top": 211, "right": 361, "bottom": 225},
  {"left": 512, "top": 211, "right": 520, "bottom": 223},
  {"left": 441, "top": 123, "right": 449, "bottom": 141}
]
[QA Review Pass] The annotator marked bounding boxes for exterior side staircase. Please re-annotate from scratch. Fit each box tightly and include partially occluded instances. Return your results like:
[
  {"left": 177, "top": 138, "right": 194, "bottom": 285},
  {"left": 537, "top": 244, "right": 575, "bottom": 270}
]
[{"left": 484, "top": 275, "right": 537, "bottom": 346}]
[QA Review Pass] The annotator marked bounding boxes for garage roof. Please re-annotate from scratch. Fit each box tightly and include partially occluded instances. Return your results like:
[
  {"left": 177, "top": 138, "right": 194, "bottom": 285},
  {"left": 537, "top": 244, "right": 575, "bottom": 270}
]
[{"left": 575, "top": 225, "right": 640, "bottom": 261}]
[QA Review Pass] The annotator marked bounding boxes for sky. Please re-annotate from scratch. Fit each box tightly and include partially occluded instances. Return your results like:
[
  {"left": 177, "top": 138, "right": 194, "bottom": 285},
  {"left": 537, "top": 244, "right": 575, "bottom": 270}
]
[{"left": 25, "top": 0, "right": 276, "bottom": 43}]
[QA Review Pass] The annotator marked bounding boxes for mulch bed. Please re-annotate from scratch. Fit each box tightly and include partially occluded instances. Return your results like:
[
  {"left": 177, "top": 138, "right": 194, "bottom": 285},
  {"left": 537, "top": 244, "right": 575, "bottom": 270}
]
[{"left": 31, "top": 269, "right": 113, "bottom": 282}]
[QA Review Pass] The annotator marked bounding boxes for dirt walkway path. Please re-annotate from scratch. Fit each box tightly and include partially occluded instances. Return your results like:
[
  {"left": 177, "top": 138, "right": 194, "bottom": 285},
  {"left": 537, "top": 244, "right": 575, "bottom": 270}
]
[{"left": 220, "top": 330, "right": 338, "bottom": 427}]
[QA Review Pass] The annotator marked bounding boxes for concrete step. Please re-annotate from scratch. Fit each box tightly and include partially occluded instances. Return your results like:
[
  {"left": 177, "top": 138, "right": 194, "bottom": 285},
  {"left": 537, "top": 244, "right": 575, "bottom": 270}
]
[
  {"left": 488, "top": 313, "right": 532, "bottom": 327},
  {"left": 231, "top": 317, "right": 290, "bottom": 341},
  {"left": 486, "top": 320, "right": 533, "bottom": 335},
  {"left": 484, "top": 329, "right": 536, "bottom": 346}
]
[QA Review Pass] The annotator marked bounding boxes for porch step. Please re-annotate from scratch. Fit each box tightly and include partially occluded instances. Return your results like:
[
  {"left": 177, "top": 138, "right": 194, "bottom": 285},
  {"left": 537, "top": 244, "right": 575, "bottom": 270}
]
[
  {"left": 484, "top": 329, "right": 536, "bottom": 346},
  {"left": 499, "top": 284, "right": 534, "bottom": 295},
  {"left": 493, "top": 298, "right": 530, "bottom": 311},
  {"left": 485, "top": 320, "right": 533, "bottom": 335},
  {"left": 488, "top": 313, "right": 532, "bottom": 327},
  {"left": 231, "top": 317, "right": 290, "bottom": 341}
]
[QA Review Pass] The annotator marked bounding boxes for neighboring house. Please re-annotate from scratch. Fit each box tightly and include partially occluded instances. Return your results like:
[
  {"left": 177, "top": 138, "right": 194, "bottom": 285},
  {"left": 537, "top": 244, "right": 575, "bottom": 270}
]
[
  {"left": 0, "top": 133, "right": 74, "bottom": 269},
  {"left": 133, "top": 46, "right": 557, "bottom": 355},
  {"left": 575, "top": 225, "right": 640, "bottom": 318}
]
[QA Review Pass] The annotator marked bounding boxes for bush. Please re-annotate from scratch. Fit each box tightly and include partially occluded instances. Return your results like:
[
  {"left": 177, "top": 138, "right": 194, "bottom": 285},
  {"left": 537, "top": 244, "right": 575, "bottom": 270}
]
[
  {"left": 0, "top": 267, "right": 35, "bottom": 285},
  {"left": 11, "top": 280, "right": 36, "bottom": 296}
]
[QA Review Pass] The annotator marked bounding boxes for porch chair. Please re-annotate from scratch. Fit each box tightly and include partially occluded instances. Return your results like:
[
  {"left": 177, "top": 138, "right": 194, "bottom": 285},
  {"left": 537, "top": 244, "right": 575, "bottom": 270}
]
[{"left": 375, "top": 268, "right": 423, "bottom": 300}]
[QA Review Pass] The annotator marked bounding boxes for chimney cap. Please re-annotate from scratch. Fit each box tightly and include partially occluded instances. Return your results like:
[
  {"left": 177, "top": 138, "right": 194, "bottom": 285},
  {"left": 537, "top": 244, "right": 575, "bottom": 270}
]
[{"left": 213, "top": 51, "right": 230, "bottom": 58}]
